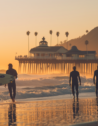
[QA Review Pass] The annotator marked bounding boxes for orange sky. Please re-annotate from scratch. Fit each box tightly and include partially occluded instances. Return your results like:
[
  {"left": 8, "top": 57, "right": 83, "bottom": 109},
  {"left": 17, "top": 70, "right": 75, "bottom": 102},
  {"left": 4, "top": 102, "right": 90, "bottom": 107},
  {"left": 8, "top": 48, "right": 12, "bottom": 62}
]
[{"left": 0, "top": 0, "right": 98, "bottom": 71}]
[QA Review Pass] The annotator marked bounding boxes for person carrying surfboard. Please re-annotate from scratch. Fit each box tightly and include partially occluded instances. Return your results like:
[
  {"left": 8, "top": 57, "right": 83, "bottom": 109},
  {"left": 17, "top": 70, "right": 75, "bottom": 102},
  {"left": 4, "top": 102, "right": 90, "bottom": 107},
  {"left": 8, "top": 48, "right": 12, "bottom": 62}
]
[
  {"left": 93, "top": 66, "right": 98, "bottom": 97},
  {"left": 69, "top": 66, "right": 81, "bottom": 101},
  {"left": 5, "top": 63, "right": 17, "bottom": 102}
]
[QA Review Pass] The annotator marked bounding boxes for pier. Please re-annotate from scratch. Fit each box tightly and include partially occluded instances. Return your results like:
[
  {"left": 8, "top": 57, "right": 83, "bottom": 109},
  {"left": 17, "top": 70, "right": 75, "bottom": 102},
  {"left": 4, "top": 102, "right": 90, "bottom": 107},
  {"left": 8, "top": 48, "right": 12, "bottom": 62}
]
[
  {"left": 15, "top": 37, "right": 98, "bottom": 75},
  {"left": 15, "top": 56, "right": 98, "bottom": 75}
]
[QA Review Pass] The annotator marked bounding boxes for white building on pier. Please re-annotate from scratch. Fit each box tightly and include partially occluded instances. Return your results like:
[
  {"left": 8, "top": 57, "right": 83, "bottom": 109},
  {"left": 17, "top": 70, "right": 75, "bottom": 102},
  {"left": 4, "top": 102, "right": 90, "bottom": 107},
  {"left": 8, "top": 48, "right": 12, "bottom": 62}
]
[{"left": 29, "top": 37, "right": 68, "bottom": 59}]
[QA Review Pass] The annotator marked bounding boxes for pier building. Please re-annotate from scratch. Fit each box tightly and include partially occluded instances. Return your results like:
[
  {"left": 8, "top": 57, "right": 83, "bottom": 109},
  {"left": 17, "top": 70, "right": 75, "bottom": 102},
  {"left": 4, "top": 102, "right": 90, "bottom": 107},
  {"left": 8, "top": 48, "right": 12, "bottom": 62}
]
[
  {"left": 66, "top": 46, "right": 96, "bottom": 59},
  {"left": 15, "top": 37, "right": 98, "bottom": 75},
  {"left": 30, "top": 37, "right": 68, "bottom": 59}
]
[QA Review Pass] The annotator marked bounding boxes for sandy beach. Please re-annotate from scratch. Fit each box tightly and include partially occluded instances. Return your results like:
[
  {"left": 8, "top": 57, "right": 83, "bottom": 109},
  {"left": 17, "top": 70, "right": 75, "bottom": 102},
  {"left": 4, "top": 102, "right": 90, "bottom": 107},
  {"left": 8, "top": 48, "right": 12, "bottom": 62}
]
[
  {"left": 0, "top": 96, "right": 98, "bottom": 126},
  {"left": 0, "top": 74, "right": 98, "bottom": 126}
]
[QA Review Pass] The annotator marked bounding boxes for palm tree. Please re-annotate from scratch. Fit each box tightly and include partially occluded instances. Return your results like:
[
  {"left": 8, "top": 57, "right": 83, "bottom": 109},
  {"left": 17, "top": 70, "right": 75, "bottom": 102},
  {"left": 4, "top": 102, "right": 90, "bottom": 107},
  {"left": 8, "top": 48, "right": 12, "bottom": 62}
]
[
  {"left": 34, "top": 32, "right": 38, "bottom": 47},
  {"left": 26, "top": 31, "right": 30, "bottom": 56},
  {"left": 86, "top": 30, "right": 88, "bottom": 34},
  {"left": 65, "top": 32, "right": 69, "bottom": 50},
  {"left": 85, "top": 40, "right": 89, "bottom": 58},
  {"left": 49, "top": 30, "right": 52, "bottom": 46},
  {"left": 56, "top": 32, "right": 60, "bottom": 45}
]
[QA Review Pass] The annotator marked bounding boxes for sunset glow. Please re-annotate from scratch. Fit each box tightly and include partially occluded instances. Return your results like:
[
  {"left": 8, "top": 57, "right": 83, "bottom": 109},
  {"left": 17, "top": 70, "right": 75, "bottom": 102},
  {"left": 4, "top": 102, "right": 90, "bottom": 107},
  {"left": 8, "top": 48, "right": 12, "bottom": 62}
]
[{"left": 0, "top": 0, "right": 98, "bottom": 70}]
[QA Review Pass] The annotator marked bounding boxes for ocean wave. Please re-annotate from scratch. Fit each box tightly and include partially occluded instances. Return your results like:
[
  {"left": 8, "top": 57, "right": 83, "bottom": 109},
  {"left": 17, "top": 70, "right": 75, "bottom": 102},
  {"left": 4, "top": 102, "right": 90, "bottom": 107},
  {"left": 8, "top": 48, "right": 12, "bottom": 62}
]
[{"left": 0, "top": 74, "right": 95, "bottom": 101}]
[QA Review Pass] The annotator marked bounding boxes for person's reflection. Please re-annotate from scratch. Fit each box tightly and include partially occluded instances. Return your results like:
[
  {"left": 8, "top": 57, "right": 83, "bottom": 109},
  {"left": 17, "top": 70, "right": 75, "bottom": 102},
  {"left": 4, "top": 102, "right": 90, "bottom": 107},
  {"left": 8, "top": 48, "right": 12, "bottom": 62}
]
[
  {"left": 73, "top": 100, "right": 79, "bottom": 119},
  {"left": 96, "top": 97, "right": 98, "bottom": 106},
  {"left": 8, "top": 103, "right": 16, "bottom": 126},
  {"left": 96, "top": 97, "right": 98, "bottom": 118}
]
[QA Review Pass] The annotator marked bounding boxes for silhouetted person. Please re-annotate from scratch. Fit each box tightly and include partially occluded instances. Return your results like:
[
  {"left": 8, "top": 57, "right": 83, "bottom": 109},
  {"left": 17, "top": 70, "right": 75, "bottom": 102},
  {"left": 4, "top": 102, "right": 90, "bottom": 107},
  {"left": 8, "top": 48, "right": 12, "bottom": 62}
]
[
  {"left": 69, "top": 66, "right": 81, "bottom": 101},
  {"left": 93, "top": 66, "right": 98, "bottom": 97},
  {"left": 8, "top": 103, "right": 16, "bottom": 126},
  {"left": 5, "top": 63, "right": 17, "bottom": 102}
]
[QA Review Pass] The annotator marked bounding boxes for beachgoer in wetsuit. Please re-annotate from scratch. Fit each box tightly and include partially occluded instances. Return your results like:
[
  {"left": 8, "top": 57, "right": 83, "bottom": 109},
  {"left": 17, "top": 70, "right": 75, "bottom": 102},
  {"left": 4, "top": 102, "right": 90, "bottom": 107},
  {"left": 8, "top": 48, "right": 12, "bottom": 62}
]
[
  {"left": 69, "top": 66, "right": 81, "bottom": 101},
  {"left": 93, "top": 66, "right": 98, "bottom": 97},
  {"left": 5, "top": 64, "right": 17, "bottom": 102}
]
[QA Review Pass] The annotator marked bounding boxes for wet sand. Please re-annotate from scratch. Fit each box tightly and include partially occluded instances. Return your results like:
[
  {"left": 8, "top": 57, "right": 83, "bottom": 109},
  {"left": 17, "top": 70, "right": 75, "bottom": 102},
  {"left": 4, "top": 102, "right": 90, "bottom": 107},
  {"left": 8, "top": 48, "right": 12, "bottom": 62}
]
[{"left": 0, "top": 97, "right": 98, "bottom": 126}]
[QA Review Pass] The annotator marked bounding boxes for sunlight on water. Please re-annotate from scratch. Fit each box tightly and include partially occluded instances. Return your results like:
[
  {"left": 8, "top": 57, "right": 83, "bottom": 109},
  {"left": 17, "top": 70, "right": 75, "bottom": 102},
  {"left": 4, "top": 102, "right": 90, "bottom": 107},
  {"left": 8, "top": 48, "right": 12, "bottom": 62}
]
[
  {"left": 0, "top": 98, "right": 98, "bottom": 126},
  {"left": 18, "top": 63, "right": 98, "bottom": 77}
]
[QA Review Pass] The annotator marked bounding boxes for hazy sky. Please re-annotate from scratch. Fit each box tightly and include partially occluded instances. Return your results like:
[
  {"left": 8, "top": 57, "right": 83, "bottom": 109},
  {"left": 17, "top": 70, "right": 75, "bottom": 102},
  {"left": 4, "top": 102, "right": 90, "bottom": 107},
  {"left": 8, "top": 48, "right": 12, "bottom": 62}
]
[{"left": 0, "top": 0, "right": 98, "bottom": 70}]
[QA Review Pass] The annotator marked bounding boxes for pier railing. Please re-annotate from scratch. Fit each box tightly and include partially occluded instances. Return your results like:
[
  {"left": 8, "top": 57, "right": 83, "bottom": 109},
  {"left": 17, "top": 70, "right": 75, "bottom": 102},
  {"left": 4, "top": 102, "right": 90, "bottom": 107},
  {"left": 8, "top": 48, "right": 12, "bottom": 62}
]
[
  {"left": 15, "top": 56, "right": 98, "bottom": 60},
  {"left": 15, "top": 56, "right": 57, "bottom": 60}
]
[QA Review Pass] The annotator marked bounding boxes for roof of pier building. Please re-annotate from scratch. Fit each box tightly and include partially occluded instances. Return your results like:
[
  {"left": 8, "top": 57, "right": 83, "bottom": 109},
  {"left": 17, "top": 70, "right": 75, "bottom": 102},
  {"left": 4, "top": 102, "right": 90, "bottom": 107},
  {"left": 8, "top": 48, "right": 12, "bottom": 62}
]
[
  {"left": 66, "top": 46, "right": 96, "bottom": 55},
  {"left": 30, "top": 37, "right": 68, "bottom": 54}
]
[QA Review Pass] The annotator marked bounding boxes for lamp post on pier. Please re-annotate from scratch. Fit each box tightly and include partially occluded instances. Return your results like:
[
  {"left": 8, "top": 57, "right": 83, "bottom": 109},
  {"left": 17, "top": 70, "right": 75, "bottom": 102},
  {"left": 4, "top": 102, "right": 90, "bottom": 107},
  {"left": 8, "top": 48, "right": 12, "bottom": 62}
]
[{"left": 26, "top": 31, "right": 30, "bottom": 56}]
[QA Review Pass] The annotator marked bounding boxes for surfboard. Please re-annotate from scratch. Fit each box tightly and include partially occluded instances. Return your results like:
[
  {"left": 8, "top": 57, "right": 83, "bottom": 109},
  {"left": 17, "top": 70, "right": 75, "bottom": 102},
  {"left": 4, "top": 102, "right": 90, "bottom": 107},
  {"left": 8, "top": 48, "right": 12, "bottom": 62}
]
[{"left": 0, "top": 74, "right": 15, "bottom": 86}]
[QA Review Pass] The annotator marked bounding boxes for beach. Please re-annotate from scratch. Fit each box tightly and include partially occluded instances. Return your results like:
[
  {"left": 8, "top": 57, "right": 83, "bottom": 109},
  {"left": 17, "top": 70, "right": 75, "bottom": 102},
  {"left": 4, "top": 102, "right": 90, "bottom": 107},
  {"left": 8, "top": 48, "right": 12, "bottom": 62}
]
[
  {"left": 0, "top": 97, "right": 98, "bottom": 126},
  {"left": 0, "top": 74, "right": 98, "bottom": 126}
]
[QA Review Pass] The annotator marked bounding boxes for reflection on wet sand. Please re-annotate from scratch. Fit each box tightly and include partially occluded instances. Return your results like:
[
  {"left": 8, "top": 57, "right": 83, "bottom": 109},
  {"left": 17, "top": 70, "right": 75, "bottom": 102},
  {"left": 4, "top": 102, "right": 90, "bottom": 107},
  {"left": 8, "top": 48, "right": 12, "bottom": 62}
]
[
  {"left": 0, "top": 98, "right": 98, "bottom": 126},
  {"left": 8, "top": 103, "right": 16, "bottom": 126},
  {"left": 73, "top": 101, "right": 79, "bottom": 119}
]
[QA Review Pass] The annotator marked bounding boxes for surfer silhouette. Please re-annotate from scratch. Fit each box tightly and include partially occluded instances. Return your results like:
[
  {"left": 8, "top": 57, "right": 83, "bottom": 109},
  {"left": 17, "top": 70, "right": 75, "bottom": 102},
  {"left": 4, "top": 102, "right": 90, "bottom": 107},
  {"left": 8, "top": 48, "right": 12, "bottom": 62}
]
[
  {"left": 93, "top": 66, "right": 98, "bottom": 97},
  {"left": 69, "top": 66, "right": 81, "bottom": 101},
  {"left": 5, "top": 64, "right": 17, "bottom": 102}
]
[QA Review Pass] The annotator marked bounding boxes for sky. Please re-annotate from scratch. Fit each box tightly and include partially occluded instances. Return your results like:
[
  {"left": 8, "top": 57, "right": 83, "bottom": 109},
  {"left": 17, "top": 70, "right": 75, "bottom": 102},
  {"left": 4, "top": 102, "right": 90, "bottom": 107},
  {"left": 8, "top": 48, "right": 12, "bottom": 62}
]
[{"left": 0, "top": 0, "right": 98, "bottom": 71}]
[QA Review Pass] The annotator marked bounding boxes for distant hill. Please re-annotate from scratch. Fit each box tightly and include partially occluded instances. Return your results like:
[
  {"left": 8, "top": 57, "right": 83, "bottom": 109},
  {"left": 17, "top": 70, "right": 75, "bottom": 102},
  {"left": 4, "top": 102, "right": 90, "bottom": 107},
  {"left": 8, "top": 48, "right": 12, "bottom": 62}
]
[
  {"left": 59, "top": 27, "right": 98, "bottom": 56},
  {"left": 0, "top": 69, "right": 6, "bottom": 73}
]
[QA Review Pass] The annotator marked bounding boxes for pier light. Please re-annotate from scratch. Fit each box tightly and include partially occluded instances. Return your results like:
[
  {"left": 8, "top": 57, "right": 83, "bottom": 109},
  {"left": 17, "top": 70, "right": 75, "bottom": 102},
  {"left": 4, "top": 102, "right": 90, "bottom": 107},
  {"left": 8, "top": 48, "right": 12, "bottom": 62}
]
[{"left": 26, "top": 31, "right": 30, "bottom": 56}]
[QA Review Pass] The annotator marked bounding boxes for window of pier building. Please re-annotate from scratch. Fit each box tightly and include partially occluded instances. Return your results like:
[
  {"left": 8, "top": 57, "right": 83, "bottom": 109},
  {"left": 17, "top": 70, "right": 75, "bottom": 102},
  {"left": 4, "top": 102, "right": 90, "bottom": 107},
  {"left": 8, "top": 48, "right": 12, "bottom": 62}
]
[
  {"left": 79, "top": 55, "right": 85, "bottom": 58},
  {"left": 36, "top": 53, "right": 40, "bottom": 56},
  {"left": 87, "top": 54, "right": 95, "bottom": 57},
  {"left": 66, "top": 54, "right": 72, "bottom": 57},
  {"left": 49, "top": 54, "right": 54, "bottom": 57},
  {"left": 41, "top": 54, "right": 45, "bottom": 56},
  {"left": 72, "top": 54, "right": 78, "bottom": 57}
]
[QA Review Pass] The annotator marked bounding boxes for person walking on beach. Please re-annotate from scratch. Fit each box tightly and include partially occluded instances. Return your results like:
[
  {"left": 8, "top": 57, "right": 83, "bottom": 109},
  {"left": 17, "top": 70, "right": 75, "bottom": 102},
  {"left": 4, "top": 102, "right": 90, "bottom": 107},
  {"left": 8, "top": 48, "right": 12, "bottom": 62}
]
[
  {"left": 5, "top": 63, "right": 17, "bottom": 102},
  {"left": 93, "top": 66, "right": 98, "bottom": 97},
  {"left": 69, "top": 66, "right": 81, "bottom": 101}
]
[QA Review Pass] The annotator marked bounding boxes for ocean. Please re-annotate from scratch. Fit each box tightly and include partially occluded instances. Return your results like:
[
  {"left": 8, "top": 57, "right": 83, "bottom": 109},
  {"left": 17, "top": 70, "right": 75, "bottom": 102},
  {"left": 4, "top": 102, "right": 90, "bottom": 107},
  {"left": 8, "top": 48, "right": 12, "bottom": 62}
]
[{"left": 0, "top": 73, "right": 96, "bottom": 102}]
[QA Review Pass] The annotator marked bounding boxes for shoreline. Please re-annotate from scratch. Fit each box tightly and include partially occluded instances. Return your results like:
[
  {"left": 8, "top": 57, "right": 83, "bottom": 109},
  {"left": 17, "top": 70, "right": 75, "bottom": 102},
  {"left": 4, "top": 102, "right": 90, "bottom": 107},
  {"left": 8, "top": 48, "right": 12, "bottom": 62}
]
[{"left": 0, "top": 92, "right": 96, "bottom": 104}]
